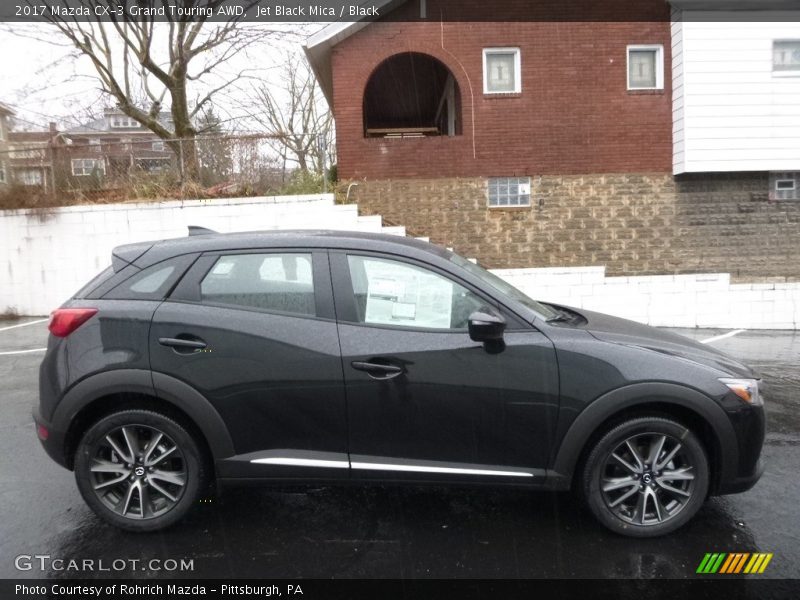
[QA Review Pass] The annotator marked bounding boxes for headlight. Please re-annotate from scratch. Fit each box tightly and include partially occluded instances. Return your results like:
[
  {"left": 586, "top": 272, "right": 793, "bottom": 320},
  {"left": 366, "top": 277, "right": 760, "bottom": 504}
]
[{"left": 719, "top": 378, "right": 762, "bottom": 406}]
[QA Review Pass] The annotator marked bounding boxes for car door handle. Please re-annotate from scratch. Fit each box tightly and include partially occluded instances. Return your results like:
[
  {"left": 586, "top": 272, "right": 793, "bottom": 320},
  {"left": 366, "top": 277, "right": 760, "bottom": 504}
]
[
  {"left": 158, "top": 337, "right": 207, "bottom": 350},
  {"left": 351, "top": 361, "right": 404, "bottom": 379}
]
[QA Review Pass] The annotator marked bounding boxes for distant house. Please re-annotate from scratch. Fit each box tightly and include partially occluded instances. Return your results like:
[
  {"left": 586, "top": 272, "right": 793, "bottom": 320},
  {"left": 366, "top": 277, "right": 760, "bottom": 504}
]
[
  {"left": 7, "top": 124, "right": 61, "bottom": 193},
  {"left": 305, "top": 0, "right": 800, "bottom": 279},
  {"left": 62, "top": 108, "right": 173, "bottom": 183},
  {"left": 0, "top": 102, "right": 14, "bottom": 190}
]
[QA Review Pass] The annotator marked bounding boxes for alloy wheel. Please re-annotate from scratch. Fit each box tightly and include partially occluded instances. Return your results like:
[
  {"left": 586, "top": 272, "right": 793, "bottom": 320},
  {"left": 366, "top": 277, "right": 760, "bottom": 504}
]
[
  {"left": 600, "top": 432, "right": 697, "bottom": 526},
  {"left": 88, "top": 424, "right": 187, "bottom": 519}
]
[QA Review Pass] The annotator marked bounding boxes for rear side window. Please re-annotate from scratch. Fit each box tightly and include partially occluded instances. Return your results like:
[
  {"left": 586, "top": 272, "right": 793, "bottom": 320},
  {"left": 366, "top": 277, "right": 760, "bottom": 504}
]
[
  {"left": 104, "top": 255, "right": 196, "bottom": 300},
  {"left": 200, "top": 253, "right": 316, "bottom": 316}
]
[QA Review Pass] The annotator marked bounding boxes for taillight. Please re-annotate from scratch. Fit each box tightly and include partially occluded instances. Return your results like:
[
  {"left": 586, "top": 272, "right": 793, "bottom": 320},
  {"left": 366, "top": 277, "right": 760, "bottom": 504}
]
[{"left": 48, "top": 308, "right": 98, "bottom": 338}]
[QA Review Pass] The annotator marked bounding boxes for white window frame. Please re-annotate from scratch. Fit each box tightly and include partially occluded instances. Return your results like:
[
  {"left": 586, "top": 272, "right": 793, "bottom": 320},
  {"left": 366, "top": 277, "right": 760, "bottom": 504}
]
[
  {"left": 0, "top": 162, "right": 6, "bottom": 183},
  {"left": 773, "top": 40, "right": 800, "bottom": 76},
  {"left": 109, "top": 115, "right": 140, "bottom": 129},
  {"left": 152, "top": 140, "right": 166, "bottom": 151},
  {"left": 627, "top": 44, "right": 664, "bottom": 91},
  {"left": 771, "top": 172, "right": 800, "bottom": 200},
  {"left": 71, "top": 158, "right": 105, "bottom": 177},
  {"left": 16, "top": 168, "right": 43, "bottom": 186},
  {"left": 487, "top": 176, "right": 532, "bottom": 207},
  {"left": 482, "top": 47, "right": 522, "bottom": 95}
]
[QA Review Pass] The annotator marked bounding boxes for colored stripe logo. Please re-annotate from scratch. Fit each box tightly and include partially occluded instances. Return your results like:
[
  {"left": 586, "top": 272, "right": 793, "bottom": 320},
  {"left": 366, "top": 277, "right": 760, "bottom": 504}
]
[{"left": 696, "top": 552, "right": 773, "bottom": 574}]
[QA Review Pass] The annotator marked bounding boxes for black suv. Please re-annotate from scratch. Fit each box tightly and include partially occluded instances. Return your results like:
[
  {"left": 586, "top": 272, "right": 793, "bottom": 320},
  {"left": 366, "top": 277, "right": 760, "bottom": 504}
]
[{"left": 35, "top": 229, "right": 765, "bottom": 536}]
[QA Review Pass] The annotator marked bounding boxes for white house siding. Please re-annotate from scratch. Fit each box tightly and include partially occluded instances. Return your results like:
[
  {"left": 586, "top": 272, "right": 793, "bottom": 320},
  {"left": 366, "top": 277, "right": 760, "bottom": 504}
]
[
  {"left": 672, "top": 12, "right": 800, "bottom": 174},
  {"left": 671, "top": 10, "right": 686, "bottom": 173}
]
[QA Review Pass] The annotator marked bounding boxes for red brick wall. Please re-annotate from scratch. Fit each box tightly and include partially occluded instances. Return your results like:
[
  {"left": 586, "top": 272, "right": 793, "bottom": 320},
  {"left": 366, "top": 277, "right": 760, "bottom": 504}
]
[{"left": 331, "top": 1, "right": 673, "bottom": 179}]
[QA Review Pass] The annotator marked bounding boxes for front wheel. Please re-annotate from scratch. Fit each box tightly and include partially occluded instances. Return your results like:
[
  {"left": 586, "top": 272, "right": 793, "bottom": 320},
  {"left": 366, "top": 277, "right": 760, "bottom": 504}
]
[
  {"left": 74, "top": 409, "right": 206, "bottom": 532},
  {"left": 582, "top": 417, "right": 709, "bottom": 537}
]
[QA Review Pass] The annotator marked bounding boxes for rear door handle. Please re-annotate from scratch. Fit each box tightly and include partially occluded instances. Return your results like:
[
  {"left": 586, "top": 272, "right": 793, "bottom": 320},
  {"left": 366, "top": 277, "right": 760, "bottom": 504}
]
[
  {"left": 158, "top": 337, "right": 207, "bottom": 350},
  {"left": 351, "top": 361, "right": 404, "bottom": 379}
]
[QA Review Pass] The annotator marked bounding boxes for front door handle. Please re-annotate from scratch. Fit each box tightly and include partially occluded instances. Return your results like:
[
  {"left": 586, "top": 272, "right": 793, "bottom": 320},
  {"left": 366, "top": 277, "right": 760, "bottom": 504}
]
[
  {"left": 158, "top": 337, "right": 207, "bottom": 352},
  {"left": 351, "top": 361, "right": 404, "bottom": 379}
]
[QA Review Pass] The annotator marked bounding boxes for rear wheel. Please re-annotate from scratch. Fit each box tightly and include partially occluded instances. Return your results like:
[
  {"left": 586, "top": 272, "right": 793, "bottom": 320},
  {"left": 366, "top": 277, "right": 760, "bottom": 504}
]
[
  {"left": 582, "top": 417, "right": 709, "bottom": 537},
  {"left": 74, "top": 410, "right": 206, "bottom": 532}
]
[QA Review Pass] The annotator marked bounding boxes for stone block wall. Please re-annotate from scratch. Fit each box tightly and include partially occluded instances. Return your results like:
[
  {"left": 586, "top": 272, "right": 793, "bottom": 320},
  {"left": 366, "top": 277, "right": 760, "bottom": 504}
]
[{"left": 347, "top": 172, "right": 800, "bottom": 279}]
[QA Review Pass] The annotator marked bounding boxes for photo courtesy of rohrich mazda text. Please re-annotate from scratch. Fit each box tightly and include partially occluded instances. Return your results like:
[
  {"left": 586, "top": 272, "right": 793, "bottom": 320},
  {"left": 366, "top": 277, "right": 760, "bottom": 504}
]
[{"left": 0, "top": 1, "right": 798, "bottom": 599}]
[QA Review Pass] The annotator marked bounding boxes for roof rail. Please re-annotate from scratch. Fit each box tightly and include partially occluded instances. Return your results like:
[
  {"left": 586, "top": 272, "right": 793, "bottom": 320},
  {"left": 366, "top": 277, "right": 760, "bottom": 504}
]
[{"left": 188, "top": 226, "right": 218, "bottom": 236}]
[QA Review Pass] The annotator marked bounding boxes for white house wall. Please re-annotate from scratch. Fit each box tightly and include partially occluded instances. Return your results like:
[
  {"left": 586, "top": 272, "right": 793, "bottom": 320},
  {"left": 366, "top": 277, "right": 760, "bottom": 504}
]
[{"left": 673, "top": 12, "right": 800, "bottom": 174}]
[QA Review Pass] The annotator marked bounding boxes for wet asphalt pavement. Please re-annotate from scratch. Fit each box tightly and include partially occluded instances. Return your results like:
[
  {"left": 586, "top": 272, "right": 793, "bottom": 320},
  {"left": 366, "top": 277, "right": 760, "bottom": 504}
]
[{"left": 0, "top": 320, "right": 798, "bottom": 580}]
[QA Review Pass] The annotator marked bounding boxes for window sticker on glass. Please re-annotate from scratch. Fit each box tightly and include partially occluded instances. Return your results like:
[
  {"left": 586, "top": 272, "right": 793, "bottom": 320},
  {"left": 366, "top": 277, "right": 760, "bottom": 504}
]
[{"left": 362, "top": 259, "right": 453, "bottom": 328}]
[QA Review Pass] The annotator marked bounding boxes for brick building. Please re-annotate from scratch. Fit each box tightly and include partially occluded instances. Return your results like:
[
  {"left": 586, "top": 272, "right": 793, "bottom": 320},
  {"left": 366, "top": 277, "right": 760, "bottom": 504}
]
[
  {"left": 7, "top": 125, "right": 61, "bottom": 193},
  {"left": 305, "top": 0, "right": 800, "bottom": 278},
  {"left": 61, "top": 107, "right": 174, "bottom": 185}
]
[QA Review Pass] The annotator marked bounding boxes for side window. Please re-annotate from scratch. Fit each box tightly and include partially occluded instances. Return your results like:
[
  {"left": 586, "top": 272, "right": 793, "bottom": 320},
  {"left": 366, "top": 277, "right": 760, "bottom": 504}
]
[
  {"left": 104, "top": 255, "right": 194, "bottom": 300},
  {"left": 200, "top": 253, "right": 315, "bottom": 316},
  {"left": 347, "top": 255, "right": 486, "bottom": 330}
]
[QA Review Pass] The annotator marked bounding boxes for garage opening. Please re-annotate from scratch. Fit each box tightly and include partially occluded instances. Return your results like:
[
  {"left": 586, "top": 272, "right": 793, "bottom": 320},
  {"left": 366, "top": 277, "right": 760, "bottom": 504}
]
[{"left": 363, "top": 52, "right": 461, "bottom": 138}]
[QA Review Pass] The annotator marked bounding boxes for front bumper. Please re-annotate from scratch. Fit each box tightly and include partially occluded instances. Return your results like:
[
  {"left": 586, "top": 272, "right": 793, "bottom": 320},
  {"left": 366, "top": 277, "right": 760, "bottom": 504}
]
[{"left": 717, "top": 457, "right": 764, "bottom": 495}]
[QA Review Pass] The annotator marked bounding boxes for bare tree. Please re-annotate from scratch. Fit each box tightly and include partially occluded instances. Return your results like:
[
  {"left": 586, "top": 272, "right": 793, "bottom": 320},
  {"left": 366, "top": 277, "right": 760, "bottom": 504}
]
[
  {"left": 21, "top": 0, "right": 284, "bottom": 181},
  {"left": 248, "top": 52, "right": 334, "bottom": 175}
]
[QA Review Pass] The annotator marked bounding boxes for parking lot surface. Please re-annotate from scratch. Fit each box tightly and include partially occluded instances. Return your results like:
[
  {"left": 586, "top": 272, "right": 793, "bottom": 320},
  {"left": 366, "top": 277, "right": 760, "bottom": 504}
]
[{"left": 1, "top": 320, "right": 797, "bottom": 580}]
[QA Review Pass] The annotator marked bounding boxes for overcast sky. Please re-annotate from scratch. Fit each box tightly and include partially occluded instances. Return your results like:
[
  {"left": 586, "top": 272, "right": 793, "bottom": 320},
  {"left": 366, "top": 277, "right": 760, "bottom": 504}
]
[{"left": 0, "top": 22, "right": 318, "bottom": 132}]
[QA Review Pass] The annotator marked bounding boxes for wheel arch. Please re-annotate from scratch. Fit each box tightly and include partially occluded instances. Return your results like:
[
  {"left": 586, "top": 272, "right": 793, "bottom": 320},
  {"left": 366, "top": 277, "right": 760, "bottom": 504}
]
[
  {"left": 53, "top": 369, "right": 235, "bottom": 470},
  {"left": 548, "top": 382, "right": 738, "bottom": 495}
]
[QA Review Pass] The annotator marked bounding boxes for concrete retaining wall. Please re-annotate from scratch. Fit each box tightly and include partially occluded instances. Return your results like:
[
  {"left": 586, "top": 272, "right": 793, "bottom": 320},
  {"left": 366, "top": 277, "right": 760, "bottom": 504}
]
[
  {"left": 0, "top": 194, "right": 401, "bottom": 316},
  {"left": 493, "top": 266, "right": 800, "bottom": 330}
]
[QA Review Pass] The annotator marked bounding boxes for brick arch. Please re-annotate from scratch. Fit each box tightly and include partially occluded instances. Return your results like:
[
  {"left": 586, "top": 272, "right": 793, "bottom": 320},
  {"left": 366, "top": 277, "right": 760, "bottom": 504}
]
[{"left": 359, "top": 45, "right": 475, "bottom": 144}]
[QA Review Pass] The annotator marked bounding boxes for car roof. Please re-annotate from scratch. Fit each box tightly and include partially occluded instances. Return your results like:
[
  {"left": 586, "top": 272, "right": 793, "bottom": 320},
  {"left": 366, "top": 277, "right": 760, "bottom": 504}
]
[{"left": 114, "top": 229, "right": 452, "bottom": 271}]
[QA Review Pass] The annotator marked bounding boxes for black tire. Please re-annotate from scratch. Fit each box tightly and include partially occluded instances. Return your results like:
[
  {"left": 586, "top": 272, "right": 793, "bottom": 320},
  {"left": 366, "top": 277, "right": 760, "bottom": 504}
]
[
  {"left": 581, "top": 416, "right": 709, "bottom": 537},
  {"left": 74, "top": 409, "right": 207, "bottom": 532}
]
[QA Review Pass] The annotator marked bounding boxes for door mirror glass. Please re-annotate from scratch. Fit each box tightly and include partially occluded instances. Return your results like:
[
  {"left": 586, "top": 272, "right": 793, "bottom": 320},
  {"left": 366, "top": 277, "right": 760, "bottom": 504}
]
[{"left": 468, "top": 310, "right": 506, "bottom": 342}]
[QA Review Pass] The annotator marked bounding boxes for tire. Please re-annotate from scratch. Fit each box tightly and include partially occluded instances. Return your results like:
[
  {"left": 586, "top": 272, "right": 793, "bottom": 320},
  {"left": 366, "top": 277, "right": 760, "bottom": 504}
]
[
  {"left": 74, "top": 409, "right": 207, "bottom": 532},
  {"left": 581, "top": 416, "right": 709, "bottom": 537}
]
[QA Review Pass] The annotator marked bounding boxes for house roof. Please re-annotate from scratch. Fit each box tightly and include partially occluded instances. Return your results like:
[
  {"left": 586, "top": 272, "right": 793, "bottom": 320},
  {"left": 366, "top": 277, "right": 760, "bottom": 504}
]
[
  {"left": 303, "top": 0, "right": 409, "bottom": 106},
  {"left": 65, "top": 111, "right": 173, "bottom": 135},
  {"left": 0, "top": 102, "right": 15, "bottom": 116},
  {"left": 9, "top": 131, "right": 56, "bottom": 143},
  {"left": 670, "top": 0, "right": 800, "bottom": 7}
]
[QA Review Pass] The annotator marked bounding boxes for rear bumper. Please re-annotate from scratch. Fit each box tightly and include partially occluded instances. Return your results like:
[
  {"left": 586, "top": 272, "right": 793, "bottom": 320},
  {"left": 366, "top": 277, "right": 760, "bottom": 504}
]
[{"left": 32, "top": 407, "right": 70, "bottom": 470}]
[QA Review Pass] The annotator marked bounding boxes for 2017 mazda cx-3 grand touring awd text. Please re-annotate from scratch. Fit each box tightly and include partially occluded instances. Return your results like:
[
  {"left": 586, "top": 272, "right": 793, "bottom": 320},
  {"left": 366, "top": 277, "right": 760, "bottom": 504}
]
[{"left": 35, "top": 229, "right": 765, "bottom": 536}]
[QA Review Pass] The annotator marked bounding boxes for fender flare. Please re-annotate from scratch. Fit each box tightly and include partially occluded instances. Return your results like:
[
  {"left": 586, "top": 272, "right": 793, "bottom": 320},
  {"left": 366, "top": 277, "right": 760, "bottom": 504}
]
[
  {"left": 547, "top": 382, "right": 738, "bottom": 490},
  {"left": 52, "top": 369, "right": 235, "bottom": 463}
]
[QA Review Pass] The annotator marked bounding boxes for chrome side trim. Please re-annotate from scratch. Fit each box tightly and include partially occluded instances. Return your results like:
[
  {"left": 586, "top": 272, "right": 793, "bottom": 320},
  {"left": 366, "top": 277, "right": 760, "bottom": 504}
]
[
  {"left": 250, "top": 457, "right": 349, "bottom": 469},
  {"left": 350, "top": 462, "right": 534, "bottom": 477}
]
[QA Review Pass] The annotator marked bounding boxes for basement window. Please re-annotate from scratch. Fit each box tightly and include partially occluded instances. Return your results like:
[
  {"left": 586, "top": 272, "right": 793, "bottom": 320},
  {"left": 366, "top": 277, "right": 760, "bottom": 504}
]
[
  {"left": 771, "top": 172, "right": 799, "bottom": 200},
  {"left": 488, "top": 177, "right": 531, "bottom": 207},
  {"left": 363, "top": 52, "right": 461, "bottom": 138}
]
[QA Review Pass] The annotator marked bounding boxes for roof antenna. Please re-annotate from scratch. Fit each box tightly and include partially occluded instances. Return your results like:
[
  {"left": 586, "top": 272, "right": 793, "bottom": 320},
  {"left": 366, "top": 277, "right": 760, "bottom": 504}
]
[{"left": 188, "top": 226, "right": 218, "bottom": 236}]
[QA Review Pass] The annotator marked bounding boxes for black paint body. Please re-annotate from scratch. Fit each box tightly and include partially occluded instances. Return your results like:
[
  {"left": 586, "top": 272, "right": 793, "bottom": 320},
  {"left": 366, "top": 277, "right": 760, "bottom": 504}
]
[{"left": 35, "top": 231, "right": 765, "bottom": 496}]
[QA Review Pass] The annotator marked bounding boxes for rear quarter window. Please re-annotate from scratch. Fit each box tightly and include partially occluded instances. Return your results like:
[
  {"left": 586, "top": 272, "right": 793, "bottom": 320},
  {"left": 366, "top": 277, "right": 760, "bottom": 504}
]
[{"left": 103, "top": 255, "right": 197, "bottom": 301}]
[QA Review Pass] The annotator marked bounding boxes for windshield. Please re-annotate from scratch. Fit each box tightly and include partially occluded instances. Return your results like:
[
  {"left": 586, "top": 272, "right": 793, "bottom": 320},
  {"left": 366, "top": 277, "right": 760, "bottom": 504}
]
[{"left": 448, "top": 254, "right": 559, "bottom": 320}]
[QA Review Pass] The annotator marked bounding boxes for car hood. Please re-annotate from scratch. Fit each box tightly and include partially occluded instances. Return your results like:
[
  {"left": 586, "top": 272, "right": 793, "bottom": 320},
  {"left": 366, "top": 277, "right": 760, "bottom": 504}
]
[{"left": 573, "top": 308, "right": 756, "bottom": 378}]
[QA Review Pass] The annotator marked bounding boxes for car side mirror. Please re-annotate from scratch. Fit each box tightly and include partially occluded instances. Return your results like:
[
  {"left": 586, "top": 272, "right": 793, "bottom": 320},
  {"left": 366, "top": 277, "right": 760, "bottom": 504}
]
[{"left": 468, "top": 311, "right": 506, "bottom": 343}]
